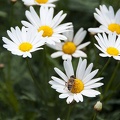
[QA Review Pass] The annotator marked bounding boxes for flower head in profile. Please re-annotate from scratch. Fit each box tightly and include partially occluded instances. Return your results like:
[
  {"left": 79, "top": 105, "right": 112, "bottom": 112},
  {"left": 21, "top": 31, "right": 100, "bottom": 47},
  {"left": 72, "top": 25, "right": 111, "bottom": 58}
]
[
  {"left": 49, "top": 27, "right": 90, "bottom": 60},
  {"left": 49, "top": 58, "right": 103, "bottom": 104},
  {"left": 21, "top": 6, "right": 73, "bottom": 45},
  {"left": 94, "top": 101, "right": 102, "bottom": 112},
  {"left": 88, "top": 5, "right": 120, "bottom": 35},
  {"left": 2, "top": 26, "right": 44, "bottom": 58},
  {"left": 21, "top": 0, "right": 58, "bottom": 7},
  {"left": 94, "top": 32, "right": 120, "bottom": 60},
  {"left": 56, "top": 118, "right": 61, "bottom": 120}
]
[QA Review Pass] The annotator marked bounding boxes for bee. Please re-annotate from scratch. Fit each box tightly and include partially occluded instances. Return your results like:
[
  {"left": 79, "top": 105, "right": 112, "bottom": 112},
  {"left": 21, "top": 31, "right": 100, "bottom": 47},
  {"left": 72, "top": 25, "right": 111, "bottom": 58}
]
[{"left": 66, "top": 75, "right": 75, "bottom": 91}]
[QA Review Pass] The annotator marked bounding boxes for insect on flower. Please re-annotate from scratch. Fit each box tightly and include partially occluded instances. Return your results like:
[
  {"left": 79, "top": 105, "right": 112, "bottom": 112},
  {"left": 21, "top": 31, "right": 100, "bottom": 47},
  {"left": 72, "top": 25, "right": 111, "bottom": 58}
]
[{"left": 65, "top": 75, "right": 75, "bottom": 91}]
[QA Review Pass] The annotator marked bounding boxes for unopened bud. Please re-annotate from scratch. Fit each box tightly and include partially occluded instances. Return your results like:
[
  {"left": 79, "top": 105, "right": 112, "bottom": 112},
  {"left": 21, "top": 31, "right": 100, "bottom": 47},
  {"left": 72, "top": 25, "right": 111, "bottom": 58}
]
[
  {"left": 0, "top": 63, "right": 4, "bottom": 68},
  {"left": 11, "top": 0, "right": 17, "bottom": 3},
  {"left": 57, "top": 118, "right": 60, "bottom": 120},
  {"left": 94, "top": 101, "right": 102, "bottom": 112}
]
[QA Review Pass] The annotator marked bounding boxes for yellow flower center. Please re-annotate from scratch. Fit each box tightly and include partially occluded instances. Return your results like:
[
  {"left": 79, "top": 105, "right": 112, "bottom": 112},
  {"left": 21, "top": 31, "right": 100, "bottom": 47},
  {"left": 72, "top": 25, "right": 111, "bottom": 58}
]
[
  {"left": 106, "top": 47, "right": 119, "bottom": 56},
  {"left": 19, "top": 42, "right": 33, "bottom": 52},
  {"left": 71, "top": 79, "right": 84, "bottom": 93},
  {"left": 62, "top": 42, "right": 76, "bottom": 54},
  {"left": 35, "top": 0, "right": 48, "bottom": 4},
  {"left": 38, "top": 26, "right": 53, "bottom": 37},
  {"left": 108, "top": 23, "right": 120, "bottom": 34}
]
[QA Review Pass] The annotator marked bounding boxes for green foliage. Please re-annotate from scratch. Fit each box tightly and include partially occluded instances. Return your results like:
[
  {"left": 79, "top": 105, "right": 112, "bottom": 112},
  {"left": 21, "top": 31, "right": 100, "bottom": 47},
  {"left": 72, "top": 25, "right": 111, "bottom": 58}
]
[{"left": 0, "top": 0, "right": 120, "bottom": 120}]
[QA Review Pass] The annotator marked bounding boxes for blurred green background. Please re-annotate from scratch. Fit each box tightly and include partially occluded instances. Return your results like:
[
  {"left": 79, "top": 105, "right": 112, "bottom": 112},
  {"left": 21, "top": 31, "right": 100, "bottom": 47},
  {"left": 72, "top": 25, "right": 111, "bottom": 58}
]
[{"left": 0, "top": 0, "right": 120, "bottom": 120}]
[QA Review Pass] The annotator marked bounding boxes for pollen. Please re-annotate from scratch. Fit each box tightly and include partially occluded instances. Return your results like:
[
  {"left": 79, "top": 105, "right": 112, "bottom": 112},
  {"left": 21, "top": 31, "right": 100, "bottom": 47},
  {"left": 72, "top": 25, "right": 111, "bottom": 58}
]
[
  {"left": 106, "top": 47, "right": 119, "bottom": 56},
  {"left": 71, "top": 79, "right": 84, "bottom": 93},
  {"left": 62, "top": 42, "right": 76, "bottom": 54},
  {"left": 108, "top": 23, "right": 120, "bottom": 34},
  {"left": 35, "top": 0, "right": 48, "bottom": 4},
  {"left": 19, "top": 42, "right": 33, "bottom": 52},
  {"left": 38, "top": 25, "right": 53, "bottom": 37}
]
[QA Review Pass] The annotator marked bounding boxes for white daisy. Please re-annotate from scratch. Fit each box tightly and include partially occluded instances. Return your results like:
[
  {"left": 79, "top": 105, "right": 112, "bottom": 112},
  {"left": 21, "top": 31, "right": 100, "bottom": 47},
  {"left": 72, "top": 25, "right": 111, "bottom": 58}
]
[
  {"left": 94, "top": 32, "right": 120, "bottom": 60},
  {"left": 2, "top": 26, "right": 44, "bottom": 58},
  {"left": 88, "top": 5, "right": 120, "bottom": 35},
  {"left": 49, "top": 27, "right": 90, "bottom": 60},
  {"left": 49, "top": 58, "right": 103, "bottom": 104},
  {"left": 21, "top": 6, "right": 73, "bottom": 45},
  {"left": 21, "top": 0, "right": 58, "bottom": 7}
]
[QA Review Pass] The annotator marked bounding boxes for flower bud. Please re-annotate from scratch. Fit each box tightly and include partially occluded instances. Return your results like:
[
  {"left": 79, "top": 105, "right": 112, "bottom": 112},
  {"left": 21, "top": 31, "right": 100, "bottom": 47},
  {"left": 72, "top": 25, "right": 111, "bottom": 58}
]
[
  {"left": 57, "top": 118, "right": 60, "bottom": 120},
  {"left": 11, "top": 0, "right": 17, "bottom": 3},
  {"left": 94, "top": 101, "right": 102, "bottom": 112},
  {"left": 0, "top": 63, "right": 4, "bottom": 68}
]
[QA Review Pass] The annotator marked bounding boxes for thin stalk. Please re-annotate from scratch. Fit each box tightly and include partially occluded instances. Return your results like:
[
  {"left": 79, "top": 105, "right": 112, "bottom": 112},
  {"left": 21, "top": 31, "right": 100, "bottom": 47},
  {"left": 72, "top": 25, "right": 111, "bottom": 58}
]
[
  {"left": 66, "top": 105, "right": 73, "bottom": 120},
  {"left": 105, "top": 61, "right": 120, "bottom": 94},
  {"left": 43, "top": 45, "right": 49, "bottom": 82},
  {"left": 97, "top": 58, "right": 111, "bottom": 77},
  {"left": 26, "top": 58, "right": 44, "bottom": 96},
  {"left": 42, "top": 45, "right": 51, "bottom": 103},
  {"left": 92, "top": 112, "right": 97, "bottom": 120}
]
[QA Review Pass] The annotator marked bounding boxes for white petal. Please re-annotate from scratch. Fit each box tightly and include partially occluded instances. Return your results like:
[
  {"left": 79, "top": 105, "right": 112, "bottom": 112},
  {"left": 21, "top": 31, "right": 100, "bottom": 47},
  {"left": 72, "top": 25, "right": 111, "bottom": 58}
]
[
  {"left": 66, "top": 95, "right": 74, "bottom": 104},
  {"left": 59, "top": 93, "right": 69, "bottom": 98},
  {"left": 113, "top": 56, "right": 120, "bottom": 60},
  {"left": 83, "top": 69, "right": 99, "bottom": 84},
  {"left": 63, "top": 27, "right": 74, "bottom": 41},
  {"left": 54, "top": 67, "right": 68, "bottom": 82},
  {"left": 88, "top": 28, "right": 103, "bottom": 33},
  {"left": 85, "top": 77, "right": 103, "bottom": 86},
  {"left": 76, "top": 59, "right": 87, "bottom": 80},
  {"left": 56, "top": 89, "right": 68, "bottom": 93},
  {"left": 51, "top": 51, "right": 63, "bottom": 58},
  {"left": 73, "top": 94, "right": 79, "bottom": 103},
  {"left": 72, "top": 50, "right": 87, "bottom": 58},
  {"left": 62, "top": 54, "right": 72, "bottom": 60},
  {"left": 51, "top": 76, "right": 65, "bottom": 85},
  {"left": 64, "top": 59, "right": 74, "bottom": 78},
  {"left": 85, "top": 83, "right": 104, "bottom": 89},
  {"left": 76, "top": 57, "right": 82, "bottom": 78},
  {"left": 81, "top": 89, "right": 101, "bottom": 97},
  {"left": 73, "top": 28, "right": 87, "bottom": 45},
  {"left": 115, "top": 9, "right": 120, "bottom": 23},
  {"left": 77, "top": 42, "right": 90, "bottom": 49},
  {"left": 51, "top": 10, "right": 64, "bottom": 27},
  {"left": 83, "top": 63, "right": 93, "bottom": 78},
  {"left": 99, "top": 53, "right": 110, "bottom": 57},
  {"left": 77, "top": 93, "right": 83, "bottom": 102}
]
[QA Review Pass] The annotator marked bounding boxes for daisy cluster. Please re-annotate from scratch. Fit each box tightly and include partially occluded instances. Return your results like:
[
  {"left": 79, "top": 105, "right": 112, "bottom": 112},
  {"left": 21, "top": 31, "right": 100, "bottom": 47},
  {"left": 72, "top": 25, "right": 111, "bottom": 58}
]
[
  {"left": 89, "top": 5, "right": 120, "bottom": 60},
  {"left": 5, "top": 0, "right": 120, "bottom": 104}
]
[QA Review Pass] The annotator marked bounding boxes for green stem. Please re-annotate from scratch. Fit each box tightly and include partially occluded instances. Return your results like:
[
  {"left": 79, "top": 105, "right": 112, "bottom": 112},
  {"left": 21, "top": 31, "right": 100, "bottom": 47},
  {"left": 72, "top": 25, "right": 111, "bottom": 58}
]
[
  {"left": 9, "top": 1, "right": 14, "bottom": 27},
  {"left": 26, "top": 58, "right": 37, "bottom": 85},
  {"left": 1, "top": 55, "right": 19, "bottom": 112},
  {"left": 66, "top": 105, "right": 73, "bottom": 120},
  {"left": 7, "top": 53, "right": 11, "bottom": 81},
  {"left": 26, "top": 58, "right": 44, "bottom": 96},
  {"left": 92, "top": 112, "right": 97, "bottom": 120},
  {"left": 43, "top": 45, "right": 49, "bottom": 81},
  {"left": 97, "top": 58, "right": 111, "bottom": 77},
  {"left": 105, "top": 61, "right": 120, "bottom": 94}
]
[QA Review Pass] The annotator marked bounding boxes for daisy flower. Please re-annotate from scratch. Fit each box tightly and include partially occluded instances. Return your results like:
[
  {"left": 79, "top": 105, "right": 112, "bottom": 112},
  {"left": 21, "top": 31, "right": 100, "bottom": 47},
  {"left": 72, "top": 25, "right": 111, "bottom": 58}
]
[
  {"left": 2, "top": 26, "right": 44, "bottom": 58},
  {"left": 88, "top": 5, "right": 120, "bottom": 35},
  {"left": 21, "top": 6, "right": 73, "bottom": 45},
  {"left": 94, "top": 32, "right": 120, "bottom": 60},
  {"left": 49, "top": 58, "right": 103, "bottom": 104},
  {"left": 21, "top": 0, "right": 58, "bottom": 7},
  {"left": 49, "top": 27, "right": 90, "bottom": 60}
]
